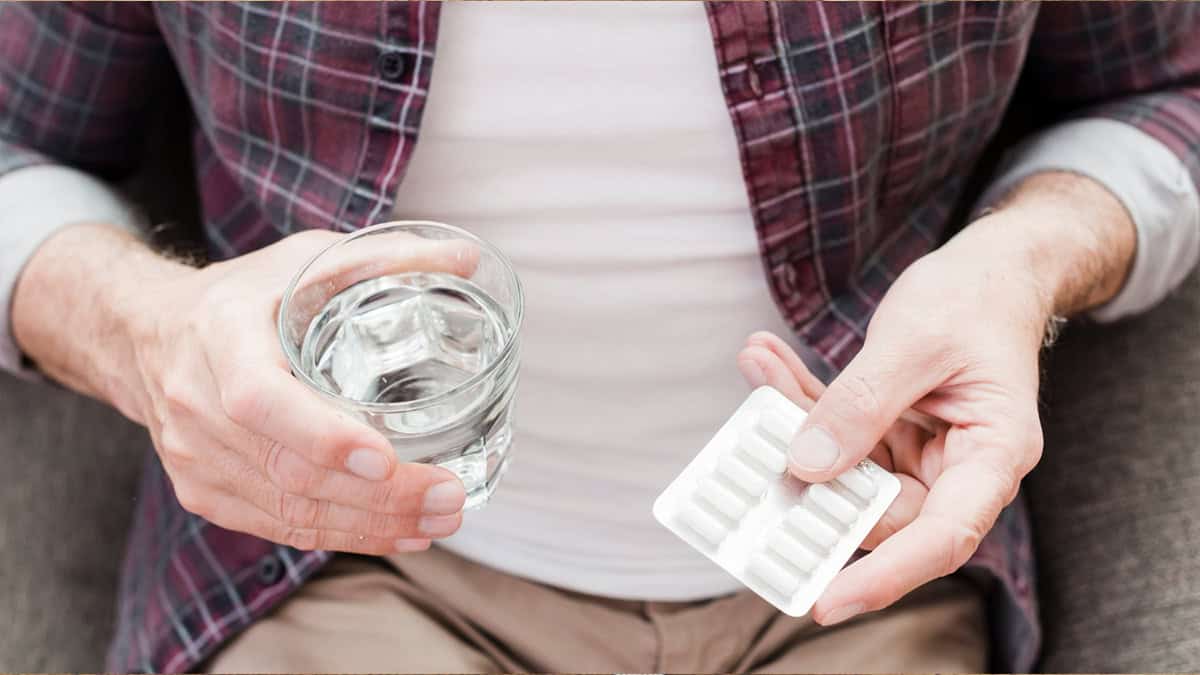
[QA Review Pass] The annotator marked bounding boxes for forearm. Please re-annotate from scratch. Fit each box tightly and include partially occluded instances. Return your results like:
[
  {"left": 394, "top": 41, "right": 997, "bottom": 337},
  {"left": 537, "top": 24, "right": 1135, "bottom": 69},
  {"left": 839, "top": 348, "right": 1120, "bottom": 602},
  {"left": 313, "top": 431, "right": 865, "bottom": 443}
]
[
  {"left": 988, "top": 171, "right": 1137, "bottom": 318},
  {"left": 11, "top": 222, "right": 185, "bottom": 419},
  {"left": 929, "top": 171, "right": 1136, "bottom": 353}
]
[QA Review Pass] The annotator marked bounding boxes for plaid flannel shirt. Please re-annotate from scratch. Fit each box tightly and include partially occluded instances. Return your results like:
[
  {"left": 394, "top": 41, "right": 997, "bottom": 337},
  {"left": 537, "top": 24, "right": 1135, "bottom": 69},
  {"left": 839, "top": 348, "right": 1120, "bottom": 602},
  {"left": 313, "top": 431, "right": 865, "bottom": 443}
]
[{"left": 2, "top": 2, "right": 1198, "bottom": 672}]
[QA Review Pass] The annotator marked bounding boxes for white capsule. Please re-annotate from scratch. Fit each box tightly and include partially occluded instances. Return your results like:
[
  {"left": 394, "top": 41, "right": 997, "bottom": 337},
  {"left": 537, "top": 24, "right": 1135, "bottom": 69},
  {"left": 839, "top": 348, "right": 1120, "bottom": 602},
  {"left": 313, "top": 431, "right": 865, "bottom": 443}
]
[
  {"left": 767, "top": 528, "right": 821, "bottom": 573},
  {"left": 757, "top": 409, "right": 798, "bottom": 447},
  {"left": 748, "top": 552, "right": 802, "bottom": 597},
  {"left": 679, "top": 500, "right": 732, "bottom": 546},
  {"left": 716, "top": 454, "right": 770, "bottom": 498},
  {"left": 785, "top": 506, "right": 841, "bottom": 551},
  {"left": 738, "top": 430, "right": 788, "bottom": 475},
  {"left": 696, "top": 475, "right": 752, "bottom": 521},
  {"left": 807, "top": 483, "right": 859, "bottom": 526},
  {"left": 834, "top": 467, "right": 878, "bottom": 501}
]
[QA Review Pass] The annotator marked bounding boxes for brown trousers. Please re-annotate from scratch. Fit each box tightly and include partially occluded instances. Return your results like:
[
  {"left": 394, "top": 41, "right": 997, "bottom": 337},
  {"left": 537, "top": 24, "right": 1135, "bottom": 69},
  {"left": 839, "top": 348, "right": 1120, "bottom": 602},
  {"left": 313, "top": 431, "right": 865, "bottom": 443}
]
[{"left": 209, "top": 546, "right": 987, "bottom": 673}]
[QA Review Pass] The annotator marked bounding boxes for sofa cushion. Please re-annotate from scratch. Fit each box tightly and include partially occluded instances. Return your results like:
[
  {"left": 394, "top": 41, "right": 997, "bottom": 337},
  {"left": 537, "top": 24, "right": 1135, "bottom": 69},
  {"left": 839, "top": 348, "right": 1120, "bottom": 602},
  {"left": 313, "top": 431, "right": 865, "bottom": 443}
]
[{"left": 1032, "top": 267, "right": 1200, "bottom": 671}]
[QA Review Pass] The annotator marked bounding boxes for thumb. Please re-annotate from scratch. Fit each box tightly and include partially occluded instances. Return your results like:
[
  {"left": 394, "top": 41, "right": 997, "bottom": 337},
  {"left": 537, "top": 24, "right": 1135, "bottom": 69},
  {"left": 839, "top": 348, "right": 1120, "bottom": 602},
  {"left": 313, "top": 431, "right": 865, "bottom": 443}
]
[{"left": 788, "top": 342, "right": 938, "bottom": 482}]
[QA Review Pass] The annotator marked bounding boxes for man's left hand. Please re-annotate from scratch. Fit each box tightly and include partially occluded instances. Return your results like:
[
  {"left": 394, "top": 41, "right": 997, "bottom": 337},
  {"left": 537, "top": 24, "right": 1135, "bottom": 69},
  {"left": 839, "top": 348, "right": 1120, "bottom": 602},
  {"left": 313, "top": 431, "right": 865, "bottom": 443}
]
[{"left": 736, "top": 171, "right": 1136, "bottom": 625}]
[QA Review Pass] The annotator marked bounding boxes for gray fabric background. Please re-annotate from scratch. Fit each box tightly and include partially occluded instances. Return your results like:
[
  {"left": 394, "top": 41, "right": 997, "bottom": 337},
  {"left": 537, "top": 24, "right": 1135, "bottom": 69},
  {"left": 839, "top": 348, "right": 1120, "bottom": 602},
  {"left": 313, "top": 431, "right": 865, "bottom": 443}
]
[{"left": 1033, "top": 268, "right": 1200, "bottom": 671}]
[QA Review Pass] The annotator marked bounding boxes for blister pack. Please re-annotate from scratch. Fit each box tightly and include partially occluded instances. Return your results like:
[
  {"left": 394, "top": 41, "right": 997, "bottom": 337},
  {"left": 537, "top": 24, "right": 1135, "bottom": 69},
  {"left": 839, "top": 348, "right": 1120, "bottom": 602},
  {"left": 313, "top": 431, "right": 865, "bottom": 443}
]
[{"left": 653, "top": 386, "right": 900, "bottom": 617}]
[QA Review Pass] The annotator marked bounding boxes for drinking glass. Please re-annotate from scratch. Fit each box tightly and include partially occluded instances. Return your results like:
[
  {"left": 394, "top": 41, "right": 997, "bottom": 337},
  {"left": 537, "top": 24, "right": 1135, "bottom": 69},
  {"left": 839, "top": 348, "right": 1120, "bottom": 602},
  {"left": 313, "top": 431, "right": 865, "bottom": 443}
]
[{"left": 278, "top": 221, "right": 523, "bottom": 509}]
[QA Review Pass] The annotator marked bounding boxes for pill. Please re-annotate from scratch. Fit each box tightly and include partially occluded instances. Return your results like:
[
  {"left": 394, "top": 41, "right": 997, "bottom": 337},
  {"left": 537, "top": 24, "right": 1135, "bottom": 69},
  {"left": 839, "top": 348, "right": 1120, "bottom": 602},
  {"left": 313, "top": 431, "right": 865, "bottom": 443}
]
[
  {"left": 652, "top": 387, "right": 904, "bottom": 618},
  {"left": 696, "top": 474, "right": 752, "bottom": 521},
  {"left": 716, "top": 454, "right": 770, "bottom": 498},
  {"left": 807, "top": 483, "right": 859, "bottom": 526},
  {"left": 767, "top": 529, "right": 821, "bottom": 573},
  {"left": 680, "top": 499, "right": 732, "bottom": 546},
  {"left": 834, "top": 467, "right": 877, "bottom": 501},
  {"left": 748, "top": 551, "right": 802, "bottom": 596},
  {"left": 738, "top": 430, "right": 788, "bottom": 474},
  {"left": 757, "top": 409, "right": 798, "bottom": 446},
  {"left": 785, "top": 506, "right": 840, "bottom": 551}
]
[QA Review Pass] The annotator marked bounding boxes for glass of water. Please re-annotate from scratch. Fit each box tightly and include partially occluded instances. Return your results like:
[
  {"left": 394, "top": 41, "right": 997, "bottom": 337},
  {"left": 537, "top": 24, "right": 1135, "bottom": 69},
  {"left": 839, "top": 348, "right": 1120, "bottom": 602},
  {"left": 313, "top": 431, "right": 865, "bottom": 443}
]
[{"left": 278, "top": 221, "right": 523, "bottom": 510}]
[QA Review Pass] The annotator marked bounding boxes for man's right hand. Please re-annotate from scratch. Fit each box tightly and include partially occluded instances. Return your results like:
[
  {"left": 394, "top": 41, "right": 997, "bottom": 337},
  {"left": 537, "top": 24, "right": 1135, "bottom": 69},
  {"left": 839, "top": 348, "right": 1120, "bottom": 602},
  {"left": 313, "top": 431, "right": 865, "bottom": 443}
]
[{"left": 13, "top": 224, "right": 474, "bottom": 555}]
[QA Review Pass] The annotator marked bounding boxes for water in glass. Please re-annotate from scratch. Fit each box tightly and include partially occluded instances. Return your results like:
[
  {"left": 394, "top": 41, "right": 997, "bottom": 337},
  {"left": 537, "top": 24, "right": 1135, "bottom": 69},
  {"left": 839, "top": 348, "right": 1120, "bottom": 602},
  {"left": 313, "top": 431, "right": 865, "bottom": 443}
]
[{"left": 299, "top": 271, "right": 517, "bottom": 507}]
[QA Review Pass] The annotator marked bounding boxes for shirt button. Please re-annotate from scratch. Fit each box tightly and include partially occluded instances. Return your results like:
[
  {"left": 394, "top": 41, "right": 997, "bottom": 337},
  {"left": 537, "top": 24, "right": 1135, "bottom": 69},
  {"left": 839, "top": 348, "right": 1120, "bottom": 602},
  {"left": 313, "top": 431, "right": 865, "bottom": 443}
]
[
  {"left": 746, "top": 61, "right": 763, "bottom": 99},
  {"left": 377, "top": 50, "right": 407, "bottom": 81},
  {"left": 256, "top": 554, "right": 285, "bottom": 585}
]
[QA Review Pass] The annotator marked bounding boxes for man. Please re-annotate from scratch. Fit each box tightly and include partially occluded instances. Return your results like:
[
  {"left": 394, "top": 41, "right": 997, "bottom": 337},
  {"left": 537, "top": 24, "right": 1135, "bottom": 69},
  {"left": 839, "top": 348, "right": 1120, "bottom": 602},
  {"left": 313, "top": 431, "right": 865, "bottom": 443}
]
[{"left": 2, "top": 1, "right": 1198, "bottom": 672}]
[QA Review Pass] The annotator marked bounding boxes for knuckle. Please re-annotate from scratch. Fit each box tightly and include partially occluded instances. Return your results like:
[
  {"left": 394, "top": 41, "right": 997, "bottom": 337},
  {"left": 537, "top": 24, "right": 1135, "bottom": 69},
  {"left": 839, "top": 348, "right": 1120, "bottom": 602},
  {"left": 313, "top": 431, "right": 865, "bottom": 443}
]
[
  {"left": 285, "top": 229, "right": 337, "bottom": 255},
  {"left": 278, "top": 525, "right": 320, "bottom": 551},
  {"left": 872, "top": 510, "right": 902, "bottom": 543},
  {"left": 989, "top": 458, "right": 1021, "bottom": 505},
  {"left": 943, "top": 521, "right": 984, "bottom": 576},
  {"left": 979, "top": 455, "right": 1021, "bottom": 508},
  {"left": 157, "top": 427, "right": 195, "bottom": 465},
  {"left": 368, "top": 481, "right": 404, "bottom": 514},
  {"left": 161, "top": 377, "right": 199, "bottom": 413},
  {"left": 183, "top": 306, "right": 208, "bottom": 335},
  {"left": 830, "top": 374, "right": 885, "bottom": 426},
  {"left": 271, "top": 453, "right": 322, "bottom": 497},
  {"left": 257, "top": 436, "right": 289, "bottom": 482},
  {"left": 222, "top": 382, "right": 269, "bottom": 429},
  {"left": 280, "top": 493, "right": 323, "bottom": 529},
  {"left": 1020, "top": 420, "right": 1045, "bottom": 474},
  {"left": 173, "top": 483, "right": 207, "bottom": 517},
  {"left": 365, "top": 510, "right": 404, "bottom": 538}
]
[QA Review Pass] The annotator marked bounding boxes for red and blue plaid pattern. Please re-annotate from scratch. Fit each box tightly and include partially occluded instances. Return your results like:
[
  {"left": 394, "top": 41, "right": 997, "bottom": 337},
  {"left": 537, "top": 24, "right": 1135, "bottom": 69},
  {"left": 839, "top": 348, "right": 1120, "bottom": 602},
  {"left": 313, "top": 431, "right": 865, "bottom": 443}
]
[{"left": 2, "top": 2, "right": 1198, "bottom": 671}]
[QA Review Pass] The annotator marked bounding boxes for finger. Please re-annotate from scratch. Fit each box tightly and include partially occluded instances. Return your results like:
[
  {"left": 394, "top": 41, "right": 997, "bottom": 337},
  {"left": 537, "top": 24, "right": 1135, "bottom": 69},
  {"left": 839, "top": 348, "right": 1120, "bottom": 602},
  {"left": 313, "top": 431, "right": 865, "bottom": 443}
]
[
  {"left": 325, "top": 235, "right": 481, "bottom": 286},
  {"left": 737, "top": 345, "right": 816, "bottom": 408},
  {"left": 248, "top": 433, "right": 467, "bottom": 515},
  {"left": 196, "top": 484, "right": 433, "bottom": 556},
  {"left": 812, "top": 458, "right": 1015, "bottom": 624},
  {"left": 187, "top": 407, "right": 464, "bottom": 519},
  {"left": 787, "top": 340, "right": 943, "bottom": 482},
  {"left": 866, "top": 443, "right": 894, "bottom": 472},
  {"left": 225, "top": 478, "right": 463, "bottom": 541},
  {"left": 167, "top": 418, "right": 465, "bottom": 537},
  {"left": 859, "top": 472, "right": 926, "bottom": 550},
  {"left": 745, "top": 331, "right": 828, "bottom": 400},
  {"left": 887, "top": 421, "right": 949, "bottom": 489},
  {"left": 285, "top": 235, "right": 482, "bottom": 318},
  {"left": 743, "top": 331, "right": 940, "bottom": 437},
  {"left": 211, "top": 355, "right": 398, "bottom": 481}
]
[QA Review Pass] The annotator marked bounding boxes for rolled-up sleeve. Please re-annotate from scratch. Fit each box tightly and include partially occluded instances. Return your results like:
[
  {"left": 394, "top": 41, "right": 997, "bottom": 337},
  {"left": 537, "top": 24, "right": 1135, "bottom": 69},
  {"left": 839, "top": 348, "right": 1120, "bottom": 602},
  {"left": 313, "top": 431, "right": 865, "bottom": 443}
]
[
  {"left": 0, "top": 2, "right": 167, "bottom": 377},
  {"left": 977, "top": 2, "right": 1200, "bottom": 322}
]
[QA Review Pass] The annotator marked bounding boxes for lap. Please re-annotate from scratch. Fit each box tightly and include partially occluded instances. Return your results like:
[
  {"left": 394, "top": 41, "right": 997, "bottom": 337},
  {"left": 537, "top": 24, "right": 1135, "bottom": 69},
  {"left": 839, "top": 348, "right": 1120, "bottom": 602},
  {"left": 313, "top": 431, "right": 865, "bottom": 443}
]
[
  {"left": 206, "top": 555, "right": 496, "bottom": 674},
  {"left": 207, "top": 546, "right": 988, "bottom": 673}
]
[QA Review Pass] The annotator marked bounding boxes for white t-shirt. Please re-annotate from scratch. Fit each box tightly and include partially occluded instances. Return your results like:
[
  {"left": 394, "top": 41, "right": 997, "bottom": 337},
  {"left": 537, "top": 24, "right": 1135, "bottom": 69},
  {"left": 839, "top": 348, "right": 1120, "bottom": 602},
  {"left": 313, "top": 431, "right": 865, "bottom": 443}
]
[{"left": 393, "top": 1, "right": 800, "bottom": 600}]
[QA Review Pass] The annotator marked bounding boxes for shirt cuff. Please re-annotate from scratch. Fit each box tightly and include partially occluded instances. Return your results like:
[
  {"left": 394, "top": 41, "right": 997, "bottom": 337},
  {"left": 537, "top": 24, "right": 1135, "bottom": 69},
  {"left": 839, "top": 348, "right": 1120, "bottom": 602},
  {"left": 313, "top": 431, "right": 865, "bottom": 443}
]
[
  {"left": 1, "top": 164, "right": 142, "bottom": 380},
  {"left": 974, "top": 118, "right": 1200, "bottom": 323}
]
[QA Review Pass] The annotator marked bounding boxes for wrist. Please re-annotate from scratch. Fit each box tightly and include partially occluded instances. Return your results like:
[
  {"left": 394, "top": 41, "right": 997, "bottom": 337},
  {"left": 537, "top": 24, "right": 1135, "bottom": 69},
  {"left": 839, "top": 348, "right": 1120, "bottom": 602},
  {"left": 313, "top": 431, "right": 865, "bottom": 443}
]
[
  {"left": 12, "top": 222, "right": 187, "bottom": 413},
  {"left": 103, "top": 237, "right": 195, "bottom": 418},
  {"left": 982, "top": 171, "right": 1137, "bottom": 319}
]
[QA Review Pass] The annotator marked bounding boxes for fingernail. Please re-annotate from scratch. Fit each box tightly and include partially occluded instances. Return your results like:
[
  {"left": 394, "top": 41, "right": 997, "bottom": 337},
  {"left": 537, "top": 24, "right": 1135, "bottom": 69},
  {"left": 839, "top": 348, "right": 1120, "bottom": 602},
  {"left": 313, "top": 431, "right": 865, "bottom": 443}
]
[
  {"left": 821, "top": 602, "right": 864, "bottom": 625},
  {"left": 418, "top": 514, "right": 460, "bottom": 537},
  {"left": 394, "top": 538, "right": 431, "bottom": 553},
  {"left": 738, "top": 359, "right": 767, "bottom": 388},
  {"left": 345, "top": 448, "right": 391, "bottom": 481},
  {"left": 788, "top": 427, "right": 841, "bottom": 472},
  {"left": 422, "top": 481, "right": 466, "bottom": 515}
]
